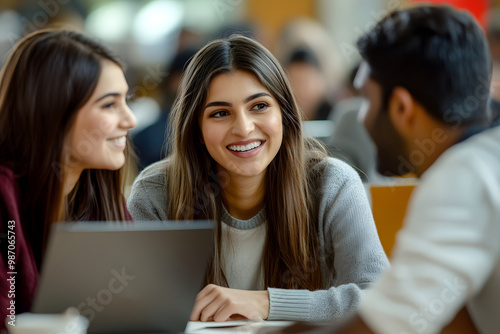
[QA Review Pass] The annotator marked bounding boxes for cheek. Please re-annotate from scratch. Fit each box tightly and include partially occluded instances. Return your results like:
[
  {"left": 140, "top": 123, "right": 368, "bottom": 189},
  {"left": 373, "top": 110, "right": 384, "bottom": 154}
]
[
  {"left": 71, "top": 116, "right": 112, "bottom": 153},
  {"left": 263, "top": 112, "right": 283, "bottom": 144},
  {"left": 99, "top": 117, "right": 115, "bottom": 135},
  {"left": 201, "top": 123, "right": 224, "bottom": 149},
  {"left": 91, "top": 114, "right": 116, "bottom": 137}
]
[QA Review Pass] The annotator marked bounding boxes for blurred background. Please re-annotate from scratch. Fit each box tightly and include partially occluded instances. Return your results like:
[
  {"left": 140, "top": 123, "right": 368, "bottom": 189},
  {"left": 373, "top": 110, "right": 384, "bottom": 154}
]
[{"left": 0, "top": 0, "right": 498, "bottom": 175}]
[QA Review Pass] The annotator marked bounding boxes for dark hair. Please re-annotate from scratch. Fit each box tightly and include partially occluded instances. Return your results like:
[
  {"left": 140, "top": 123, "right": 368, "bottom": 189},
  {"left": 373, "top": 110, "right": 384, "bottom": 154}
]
[
  {"left": 0, "top": 29, "right": 133, "bottom": 267},
  {"left": 166, "top": 35, "right": 326, "bottom": 290},
  {"left": 357, "top": 5, "right": 491, "bottom": 126},
  {"left": 286, "top": 46, "right": 321, "bottom": 69}
]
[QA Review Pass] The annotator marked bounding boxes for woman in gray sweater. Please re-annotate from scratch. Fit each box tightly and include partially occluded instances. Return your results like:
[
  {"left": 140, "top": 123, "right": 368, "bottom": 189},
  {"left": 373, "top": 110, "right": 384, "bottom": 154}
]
[{"left": 127, "top": 35, "right": 389, "bottom": 323}]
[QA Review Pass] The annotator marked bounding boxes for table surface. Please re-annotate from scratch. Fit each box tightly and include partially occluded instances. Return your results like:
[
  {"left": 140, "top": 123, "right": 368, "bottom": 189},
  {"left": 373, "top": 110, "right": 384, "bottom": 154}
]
[{"left": 185, "top": 320, "right": 294, "bottom": 334}]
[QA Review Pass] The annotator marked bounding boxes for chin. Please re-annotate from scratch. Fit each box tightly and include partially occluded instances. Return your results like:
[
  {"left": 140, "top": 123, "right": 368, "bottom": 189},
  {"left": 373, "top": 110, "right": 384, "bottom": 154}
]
[
  {"left": 240, "top": 167, "right": 266, "bottom": 177},
  {"left": 110, "top": 161, "right": 126, "bottom": 171},
  {"left": 100, "top": 158, "right": 126, "bottom": 171},
  {"left": 225, "top": 166, "right": 264, "bottom": 178}
]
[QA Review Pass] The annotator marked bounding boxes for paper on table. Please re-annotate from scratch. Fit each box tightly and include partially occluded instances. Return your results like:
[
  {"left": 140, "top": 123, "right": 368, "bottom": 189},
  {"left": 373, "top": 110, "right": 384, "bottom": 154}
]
[{"left": 185, "top": 320, "right": 293, "bottom": 334}]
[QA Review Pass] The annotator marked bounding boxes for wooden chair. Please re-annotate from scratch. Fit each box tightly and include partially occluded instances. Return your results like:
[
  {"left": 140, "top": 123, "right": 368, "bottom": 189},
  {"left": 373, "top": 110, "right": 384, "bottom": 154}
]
[{"left": 370, "top": 183, "right": 416, "bottom": 257}]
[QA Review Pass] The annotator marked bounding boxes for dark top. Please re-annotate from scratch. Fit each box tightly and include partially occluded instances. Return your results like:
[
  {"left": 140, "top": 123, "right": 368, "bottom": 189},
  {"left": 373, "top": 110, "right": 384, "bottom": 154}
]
[
  {"left": 0, "top": 165, "right": 132, "bottom": 328},
  {"left": 0, "top": 165, "right": 38, "bottom": 326},
  {"left": 132, "top": 111, "right": 170, "bottom": 170}
]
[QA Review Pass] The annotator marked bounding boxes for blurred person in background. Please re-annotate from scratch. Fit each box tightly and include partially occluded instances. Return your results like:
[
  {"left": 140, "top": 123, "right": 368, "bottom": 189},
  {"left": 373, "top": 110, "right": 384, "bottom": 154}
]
[
  {"left": 274, "top": 18, "right": 345, "bottom": 120},
  {"left": 275, "top": 5, "right": 498, "bottom": 334},
  {"left": 133, "top": 47, "right": 198, "bottom": 170},
  {"left": 325, "top": 64, "right": 385, "bottom": 183},
  {"left": 0, "top": 29, "right": 136, "bottom": 327},
  {"left": 285, "top": 46, "right": 333, "bottom": 120}
]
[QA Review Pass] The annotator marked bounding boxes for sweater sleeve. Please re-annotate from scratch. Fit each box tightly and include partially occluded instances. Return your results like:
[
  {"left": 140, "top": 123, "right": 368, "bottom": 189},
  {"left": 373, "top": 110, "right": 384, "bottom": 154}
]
[
  {"left": 127, "top": 161, "right": 169, "bottom": 221},
  {"left": 267, "top": 158, "right": 389, "bottom": 322}
]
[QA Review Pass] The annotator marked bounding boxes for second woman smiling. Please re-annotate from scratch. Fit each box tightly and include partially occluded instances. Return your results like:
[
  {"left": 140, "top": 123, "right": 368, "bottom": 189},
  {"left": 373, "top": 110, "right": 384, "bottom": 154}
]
[{"left": 127, "top": 35, "right": 388, "bottom": 322}]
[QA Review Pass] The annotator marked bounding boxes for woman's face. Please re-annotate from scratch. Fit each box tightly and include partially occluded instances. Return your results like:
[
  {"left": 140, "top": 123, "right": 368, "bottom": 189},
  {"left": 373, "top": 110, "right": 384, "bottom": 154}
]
[
  {"left": 200, "top": 70, "right": 283, "bottom": 178},
  {"left": 64, "top": 60, "right": 137, "bottom": 173}
]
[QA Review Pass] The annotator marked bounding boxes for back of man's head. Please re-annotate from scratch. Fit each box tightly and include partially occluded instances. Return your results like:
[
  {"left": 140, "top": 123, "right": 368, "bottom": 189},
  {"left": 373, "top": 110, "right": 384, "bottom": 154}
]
[{"left": 357, "top": 5, "right": 491, "bottom": 127}]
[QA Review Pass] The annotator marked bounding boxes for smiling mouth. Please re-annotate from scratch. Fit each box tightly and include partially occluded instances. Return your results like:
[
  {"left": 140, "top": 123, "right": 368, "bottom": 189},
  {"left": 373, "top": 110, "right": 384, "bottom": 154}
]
[
  {"left": 107, "top": 136, "right": 126, "bottom": 146},
  {"left": 227, "top": 141, "right": 263, "bottom": 152}
]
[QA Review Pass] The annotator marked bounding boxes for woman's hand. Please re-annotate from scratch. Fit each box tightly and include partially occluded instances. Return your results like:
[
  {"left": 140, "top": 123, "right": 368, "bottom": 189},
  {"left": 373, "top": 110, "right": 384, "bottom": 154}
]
[{"left": 190, "top": 284, "right": 270, "bottom": 322}]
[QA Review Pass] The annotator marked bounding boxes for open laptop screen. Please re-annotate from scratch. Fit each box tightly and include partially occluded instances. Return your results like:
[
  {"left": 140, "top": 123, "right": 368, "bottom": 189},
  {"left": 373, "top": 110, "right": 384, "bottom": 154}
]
[{"left": 32, "top": 221, "right": 213, "bottom": 333}]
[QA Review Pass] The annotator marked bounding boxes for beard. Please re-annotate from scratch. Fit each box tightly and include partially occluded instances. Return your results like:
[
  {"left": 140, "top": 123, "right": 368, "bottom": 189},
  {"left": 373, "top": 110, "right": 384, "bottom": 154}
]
[{"left": 367, "top": 108, "right": 413, "bottom": 177}]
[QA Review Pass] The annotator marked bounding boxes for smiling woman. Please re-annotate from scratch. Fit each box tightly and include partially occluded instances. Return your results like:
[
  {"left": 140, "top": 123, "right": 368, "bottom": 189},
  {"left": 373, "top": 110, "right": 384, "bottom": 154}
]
[
  {"left": 201, "top": 70, "right": 283, "bottom": 182},
  {"left": 0, "top": 29, "right": 136, "bottom": 325},
  {"left": 65, "top": 59, "right": 136, "bottom": 186},
  {"left": 127, "top": 35, "right": 389, "bottom": 323}
]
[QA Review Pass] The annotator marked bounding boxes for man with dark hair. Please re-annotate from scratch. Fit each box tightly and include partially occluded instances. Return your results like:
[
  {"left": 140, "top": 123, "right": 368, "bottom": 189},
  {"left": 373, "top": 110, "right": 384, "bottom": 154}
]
[
  {"left": 356, "top": 4, "right": 492, "bottom": 178},
  {"left": 342, "top": 5, "right": 498, "bottom": 333},
  {"left": 271, "top": 5, "right": 499, "bottom": 334}
]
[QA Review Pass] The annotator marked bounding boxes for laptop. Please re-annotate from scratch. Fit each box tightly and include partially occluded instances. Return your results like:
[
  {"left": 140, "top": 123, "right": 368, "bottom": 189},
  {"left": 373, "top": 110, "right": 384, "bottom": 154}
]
[{"left": 32, "top": 221, "right": 214, "bottom": 333}]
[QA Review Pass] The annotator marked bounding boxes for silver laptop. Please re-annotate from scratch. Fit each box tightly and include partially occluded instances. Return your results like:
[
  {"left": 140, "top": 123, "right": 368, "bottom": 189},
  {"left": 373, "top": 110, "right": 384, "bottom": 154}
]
[{"left": 32, "top": 221, "right": 214, "bottom": 333}]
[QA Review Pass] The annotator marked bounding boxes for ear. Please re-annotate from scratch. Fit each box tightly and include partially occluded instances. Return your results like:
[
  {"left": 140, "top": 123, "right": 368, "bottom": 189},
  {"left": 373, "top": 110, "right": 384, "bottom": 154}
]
[{"left": 388, "top": 86, "right": 416, "bottom": 138}]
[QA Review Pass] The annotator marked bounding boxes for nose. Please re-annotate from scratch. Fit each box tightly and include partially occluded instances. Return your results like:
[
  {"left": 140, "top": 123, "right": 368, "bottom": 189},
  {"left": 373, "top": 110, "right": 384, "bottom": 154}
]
[
  {"left": 231, "top": 112, "right": 254, "bottom": 137},
  {"left": 120, "top": 105, "right": 137, "bottom": 130}
]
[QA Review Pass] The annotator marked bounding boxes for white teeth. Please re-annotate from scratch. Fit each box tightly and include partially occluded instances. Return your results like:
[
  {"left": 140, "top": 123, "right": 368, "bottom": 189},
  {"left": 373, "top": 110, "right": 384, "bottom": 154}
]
[
  {"left": 228, "top": 141, "right": 262, "bottom": 152},
  {"left": 109, "top": 136, "right": 126, "bottom": 145}
]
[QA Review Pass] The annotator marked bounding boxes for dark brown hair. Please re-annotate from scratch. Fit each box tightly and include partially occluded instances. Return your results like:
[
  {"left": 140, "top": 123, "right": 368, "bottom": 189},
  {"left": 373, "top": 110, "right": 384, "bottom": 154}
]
[
  {"left": 357, "top": 5, "right": 491, "bottom": 126},
  {"left": 166, "top": 35, "right": 326, "bottom": 290},
  {"left": 0, "top": 29, "right": 133, "bottom": 267}
]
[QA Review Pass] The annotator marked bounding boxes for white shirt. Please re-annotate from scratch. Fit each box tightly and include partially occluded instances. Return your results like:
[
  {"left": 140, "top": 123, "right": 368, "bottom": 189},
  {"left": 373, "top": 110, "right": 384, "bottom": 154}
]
[
  {"left": 221, "top": 207, "right": 266, "bottom": 290},
  {"left": 359, "top": 127, "right": 500, "bottom": 334}
]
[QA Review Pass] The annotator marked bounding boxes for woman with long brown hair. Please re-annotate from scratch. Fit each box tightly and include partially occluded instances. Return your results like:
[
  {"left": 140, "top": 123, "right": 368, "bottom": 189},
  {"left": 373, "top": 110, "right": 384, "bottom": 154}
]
[
  {"left": 0, "top": 29, "right": 136, "bottom": 322},
  {"left": 128, "top": 35, "right": 388, "bottom": 322}
]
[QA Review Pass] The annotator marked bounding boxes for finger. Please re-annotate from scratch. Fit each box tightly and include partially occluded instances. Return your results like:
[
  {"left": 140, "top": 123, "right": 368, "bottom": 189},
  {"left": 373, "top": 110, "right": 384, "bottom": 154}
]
[
  {"left": 190, "top": 289, "right": 219, "bottom": 321},
  {"left": 194, "top": 284, "right": 217, "bottom": 302},
  {"left": 199, "top": 295, "right": 227, "bottom": 322},
  {"left": 213, "top": 301, "right": 239, "bottom": 322}
]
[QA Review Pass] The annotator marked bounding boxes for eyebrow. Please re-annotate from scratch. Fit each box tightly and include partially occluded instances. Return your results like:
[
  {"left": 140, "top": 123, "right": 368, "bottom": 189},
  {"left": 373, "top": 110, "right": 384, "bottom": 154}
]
[
  {"left": 204, "top": 92, "right": 272, "bottom": 110},
  {"left": 94, "top": 91, "right": 131, "bottom": 103}
]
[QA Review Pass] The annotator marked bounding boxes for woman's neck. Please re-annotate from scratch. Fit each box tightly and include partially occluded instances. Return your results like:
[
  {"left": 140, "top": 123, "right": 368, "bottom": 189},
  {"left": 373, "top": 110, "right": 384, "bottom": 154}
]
[{"left": 222, "top": 172, "right": 266, "bottom": 221}]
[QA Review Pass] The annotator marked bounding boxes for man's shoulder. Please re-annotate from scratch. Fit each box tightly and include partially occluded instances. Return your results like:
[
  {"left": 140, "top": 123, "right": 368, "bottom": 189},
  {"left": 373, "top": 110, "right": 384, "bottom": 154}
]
[{"left": 429, "top": 127, "right": 500, "bottom": 177}]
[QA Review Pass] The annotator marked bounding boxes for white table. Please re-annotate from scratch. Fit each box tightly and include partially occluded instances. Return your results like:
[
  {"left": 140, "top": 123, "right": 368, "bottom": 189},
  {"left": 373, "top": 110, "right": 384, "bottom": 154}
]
[{"left": 185, "top": 320, "right": 293, "bottom": 334}]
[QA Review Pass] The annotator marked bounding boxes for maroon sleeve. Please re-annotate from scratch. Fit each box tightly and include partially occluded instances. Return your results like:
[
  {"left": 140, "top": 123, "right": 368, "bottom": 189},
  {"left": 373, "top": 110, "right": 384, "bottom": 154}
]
[{"left": 0, "top": 167, "right": 38, "bottom": 329}]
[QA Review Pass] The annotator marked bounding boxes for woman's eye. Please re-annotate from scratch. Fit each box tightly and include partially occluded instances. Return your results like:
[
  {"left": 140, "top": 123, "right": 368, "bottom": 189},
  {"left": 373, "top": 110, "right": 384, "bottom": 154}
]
[
  {"left": 102, "top": 101, "right": 117, "bottom": 109},
  {"left": 252, "top": 103, "right": 268, "bottom": 111},
  {"left": 210, "top": 110, "right": 229, "bottom": 118}
]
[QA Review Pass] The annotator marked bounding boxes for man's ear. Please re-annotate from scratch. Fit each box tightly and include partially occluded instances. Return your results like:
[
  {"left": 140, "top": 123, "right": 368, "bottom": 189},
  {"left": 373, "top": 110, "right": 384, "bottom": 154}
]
[{"left": 388, "top": 86, "right": 415, "bottom": 137}]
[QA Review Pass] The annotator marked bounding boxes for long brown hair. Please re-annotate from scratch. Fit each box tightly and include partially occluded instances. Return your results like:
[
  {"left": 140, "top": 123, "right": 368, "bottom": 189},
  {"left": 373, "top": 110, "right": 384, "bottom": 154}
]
[
  {"left": 167, "top": 35, "right": 326, "bottom": 290},
  {"left": 0, "top": 29, "right": 133, "bottom": 268}
]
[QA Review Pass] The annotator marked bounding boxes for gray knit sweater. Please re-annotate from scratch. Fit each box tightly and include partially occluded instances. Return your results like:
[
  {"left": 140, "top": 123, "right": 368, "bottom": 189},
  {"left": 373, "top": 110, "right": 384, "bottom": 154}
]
[{"left": 127, "top": 157, "right": 389, "bottom": 322}]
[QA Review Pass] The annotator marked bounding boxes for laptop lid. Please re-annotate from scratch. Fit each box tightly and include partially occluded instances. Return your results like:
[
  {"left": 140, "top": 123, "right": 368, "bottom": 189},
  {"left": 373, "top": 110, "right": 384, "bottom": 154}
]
[{"left": 32, "top": 221, "right": 214, "bottom": 333}]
